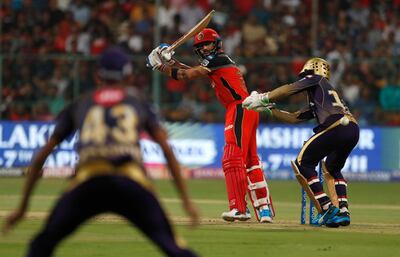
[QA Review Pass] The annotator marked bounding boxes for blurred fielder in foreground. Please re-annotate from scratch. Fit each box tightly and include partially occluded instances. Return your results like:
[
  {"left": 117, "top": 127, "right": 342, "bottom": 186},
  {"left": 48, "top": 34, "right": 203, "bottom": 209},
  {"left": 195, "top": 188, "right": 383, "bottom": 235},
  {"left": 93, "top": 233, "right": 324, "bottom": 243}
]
[
  {"left": 2, "top": 47, "right": 199, "bottom": 257},
  {"left": 242, "top": 58, "right": 359, "bottom": 227},
  {"left": 147, "top": 28, "right": 274, "bottom": 223}
]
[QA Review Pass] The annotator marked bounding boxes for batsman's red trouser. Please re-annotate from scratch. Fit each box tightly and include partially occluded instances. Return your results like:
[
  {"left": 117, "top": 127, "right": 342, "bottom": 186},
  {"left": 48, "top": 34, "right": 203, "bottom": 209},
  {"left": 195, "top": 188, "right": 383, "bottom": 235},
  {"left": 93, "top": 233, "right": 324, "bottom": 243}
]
[{"left": 223, "top": 103, "right": 270, "bottom": 214}]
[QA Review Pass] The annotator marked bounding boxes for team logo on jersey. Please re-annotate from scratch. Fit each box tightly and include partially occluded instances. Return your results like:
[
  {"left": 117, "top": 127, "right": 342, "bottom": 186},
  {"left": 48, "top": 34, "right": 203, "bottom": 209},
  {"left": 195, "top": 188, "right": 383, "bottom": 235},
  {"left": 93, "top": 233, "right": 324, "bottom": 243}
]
[
  {"left": 224, "top": 124, "right": 233, "bottom": 131},
  {"left": 197, "top": 32, "right": 204, "bottom": 40},
  {"left": 94, "top": 88, "right": 124, "bottom": 106},
  {"left": 201, "top": 59, "right": 209, "bottom": 66}
]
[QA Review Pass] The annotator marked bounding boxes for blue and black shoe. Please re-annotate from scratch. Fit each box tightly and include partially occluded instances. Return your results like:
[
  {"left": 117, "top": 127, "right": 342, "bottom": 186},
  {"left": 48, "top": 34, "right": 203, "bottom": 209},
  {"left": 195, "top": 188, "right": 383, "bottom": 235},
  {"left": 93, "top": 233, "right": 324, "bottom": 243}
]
[
  {"left": 316, "top": 205, "right": 340, "bottom": 227},
  {"left": 325, "top": 215, "right": 341, "bottom": 228},
  {"left": 335, "top": 212, "right": 350, "bottom": 226}
]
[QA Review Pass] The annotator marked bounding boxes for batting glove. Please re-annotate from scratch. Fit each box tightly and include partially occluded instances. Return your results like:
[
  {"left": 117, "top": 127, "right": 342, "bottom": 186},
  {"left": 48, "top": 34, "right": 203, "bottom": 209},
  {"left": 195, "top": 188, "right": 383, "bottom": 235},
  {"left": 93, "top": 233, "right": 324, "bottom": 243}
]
[
  {"left": 146, "top": 48, "right": 163, "bottom": 70},
  {"left": 156, "top": 43, "right": 175, "bottom": 65},
  {"left": 242, "top": 91, "right": 270, "bottom": 110}
]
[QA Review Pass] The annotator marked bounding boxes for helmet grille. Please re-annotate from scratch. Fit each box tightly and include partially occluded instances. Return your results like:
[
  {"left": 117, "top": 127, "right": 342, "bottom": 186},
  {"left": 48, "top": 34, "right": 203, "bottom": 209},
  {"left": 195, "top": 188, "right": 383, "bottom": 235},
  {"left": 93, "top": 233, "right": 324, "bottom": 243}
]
[{"left": 299, "top": 58, "right": 330, "bottom": 80}]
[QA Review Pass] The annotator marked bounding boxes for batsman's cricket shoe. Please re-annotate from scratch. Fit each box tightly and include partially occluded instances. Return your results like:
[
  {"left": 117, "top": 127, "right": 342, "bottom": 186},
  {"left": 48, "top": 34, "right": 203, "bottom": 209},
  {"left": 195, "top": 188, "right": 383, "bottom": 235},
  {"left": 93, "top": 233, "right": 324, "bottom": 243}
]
[
  {"left": 336, "top": 211, "right": 350, "bottom": 226},
  {"left": 316, "top": 205, "right": 340, "bottom": 227},
  {"left": 259, "top": 206, "right": 273, "bottom": 223},
  {"left": 221, "top": 207, "right": 251, "bottom": 222}
]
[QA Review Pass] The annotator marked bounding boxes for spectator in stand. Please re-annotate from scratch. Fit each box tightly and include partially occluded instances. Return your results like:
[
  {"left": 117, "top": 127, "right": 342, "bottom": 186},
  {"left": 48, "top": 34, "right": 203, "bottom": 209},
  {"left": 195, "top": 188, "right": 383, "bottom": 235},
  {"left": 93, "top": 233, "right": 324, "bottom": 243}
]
[
  {"left": 8, "top": 103, "right": 31, "bottom": 121},
  {"left": 158, "top": 0, "right": 178, "bottom": 34},
  {"left": 249, "top": 0, "right": 272, "bottom": 25},
  {"left": 220, "top": 20, "right": 241, "bottom": 56},
  {"left": 242, "top": 15, "right": 266, "bottom": 57},
  {"left": 326, "top": 40, "right": 351, "bottom": 88},
  {"left": 340, "top": 72, "right": 361, "bottom": 107},
  {"left": 130, "top": 0, "right": 155, "bottom": 25},
  {"left": 1, "top": 0, "right": 400, "bottom": 124},
  {"left": 32, "top": 102, "right": 54, "bottom": 121},
  {"left": 68, "top": 0, "right": 91, "bottom": 27},
  {"left": 178, "top": 0, "right": 205, "bottom": 34}
]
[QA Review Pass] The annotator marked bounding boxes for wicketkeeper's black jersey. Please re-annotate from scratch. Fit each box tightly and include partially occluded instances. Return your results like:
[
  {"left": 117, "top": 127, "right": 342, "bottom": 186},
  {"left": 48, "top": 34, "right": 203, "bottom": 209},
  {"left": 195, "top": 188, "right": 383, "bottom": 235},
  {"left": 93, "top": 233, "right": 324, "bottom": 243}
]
[{"left": 280, "top": 74, "right": 352, "bottom": 126}]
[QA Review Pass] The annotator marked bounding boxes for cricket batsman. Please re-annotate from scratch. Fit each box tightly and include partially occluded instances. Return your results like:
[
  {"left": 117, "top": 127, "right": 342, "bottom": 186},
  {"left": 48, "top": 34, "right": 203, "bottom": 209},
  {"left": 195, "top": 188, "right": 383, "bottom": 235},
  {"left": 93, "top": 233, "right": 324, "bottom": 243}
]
[
  {"left": 147, "top": 28, "right": 274, "bottom": 223},
  {"left": 242, "top": 58, "right": 359, "bottom": 227}
]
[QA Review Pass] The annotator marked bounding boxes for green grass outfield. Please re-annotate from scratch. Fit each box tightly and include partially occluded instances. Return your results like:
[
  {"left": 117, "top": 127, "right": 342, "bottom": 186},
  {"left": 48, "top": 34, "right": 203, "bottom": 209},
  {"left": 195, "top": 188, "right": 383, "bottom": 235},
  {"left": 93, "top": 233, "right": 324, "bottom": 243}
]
[{"left": 0, "top": 178, "right": 399, "bottom": 257}]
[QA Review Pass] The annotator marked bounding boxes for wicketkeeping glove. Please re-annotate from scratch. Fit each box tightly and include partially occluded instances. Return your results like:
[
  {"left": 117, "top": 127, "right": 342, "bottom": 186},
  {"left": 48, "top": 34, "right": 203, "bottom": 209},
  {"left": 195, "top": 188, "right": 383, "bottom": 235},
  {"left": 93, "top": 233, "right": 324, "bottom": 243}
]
[
  {"left": 252, "top": 102, "right": 276, "bottom": 115},
  {"left": 242, "top": 91, "right": 270, "bottom": 109}
]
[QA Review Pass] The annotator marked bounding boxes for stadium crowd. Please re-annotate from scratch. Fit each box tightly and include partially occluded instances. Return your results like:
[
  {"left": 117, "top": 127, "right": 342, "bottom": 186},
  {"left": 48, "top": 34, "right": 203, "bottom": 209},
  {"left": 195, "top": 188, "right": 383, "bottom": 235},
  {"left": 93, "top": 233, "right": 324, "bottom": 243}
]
[{"left": 1, "top": 0, "right": 400, "bottom": 125}]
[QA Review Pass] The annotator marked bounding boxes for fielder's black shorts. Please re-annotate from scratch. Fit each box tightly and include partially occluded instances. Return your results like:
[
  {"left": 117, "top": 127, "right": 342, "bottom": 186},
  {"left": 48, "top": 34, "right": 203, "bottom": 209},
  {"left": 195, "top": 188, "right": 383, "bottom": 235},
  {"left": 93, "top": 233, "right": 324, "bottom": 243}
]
[{"left": 26, "top": 175, "right": 197, "bottom": 257}]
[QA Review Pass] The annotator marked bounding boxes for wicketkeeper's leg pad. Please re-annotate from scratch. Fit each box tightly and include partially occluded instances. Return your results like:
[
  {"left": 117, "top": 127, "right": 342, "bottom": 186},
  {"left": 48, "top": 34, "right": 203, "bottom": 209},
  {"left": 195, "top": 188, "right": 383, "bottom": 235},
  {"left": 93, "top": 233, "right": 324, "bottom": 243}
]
[
  {"left": 291, "top": 160, "right": 323, "bottom": 213},
  {"left": 222, "top": 144, "right": 248, "bottom": 213},
  {"left": 323, "top": 161, "right": 348, "bottom": 209},
  {"left": 321, "top": 161, "right": 339, "bottom": 207}
]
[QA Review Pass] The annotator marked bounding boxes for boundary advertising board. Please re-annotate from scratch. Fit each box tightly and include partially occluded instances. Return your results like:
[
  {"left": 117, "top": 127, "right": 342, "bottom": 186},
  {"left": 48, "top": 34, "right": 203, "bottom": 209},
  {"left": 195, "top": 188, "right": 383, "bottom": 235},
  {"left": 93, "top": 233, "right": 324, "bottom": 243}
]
[{"left": 0, "top": 122, "right": 399, "bottom": 181}]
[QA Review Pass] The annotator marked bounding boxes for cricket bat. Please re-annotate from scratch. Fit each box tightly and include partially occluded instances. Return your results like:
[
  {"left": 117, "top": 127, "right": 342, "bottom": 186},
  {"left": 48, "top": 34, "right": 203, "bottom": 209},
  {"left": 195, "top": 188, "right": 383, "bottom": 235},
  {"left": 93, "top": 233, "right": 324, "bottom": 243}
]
[{"left": 168, "top": 10, "right": 215, "bottom": 52}]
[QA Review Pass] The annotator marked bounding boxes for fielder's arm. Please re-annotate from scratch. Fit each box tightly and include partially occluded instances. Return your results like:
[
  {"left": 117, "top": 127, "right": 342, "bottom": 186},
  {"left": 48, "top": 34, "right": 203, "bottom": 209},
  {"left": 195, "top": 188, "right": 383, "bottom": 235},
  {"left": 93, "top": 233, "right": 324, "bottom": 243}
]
[
  {"left": 2, "top": 136, "right": 60, "bottom": 234},
  {"left": 267, "top": 75, "right": 322, "bottom": 102},
  {"left": 150, "top": 125, "right": 199, "bottom": 226},
  {"left": 267, "top": 84, "right": 298, "bottom": 102},
  {"left": 272, "top": 107, "right": 314, "bottom": 124}
]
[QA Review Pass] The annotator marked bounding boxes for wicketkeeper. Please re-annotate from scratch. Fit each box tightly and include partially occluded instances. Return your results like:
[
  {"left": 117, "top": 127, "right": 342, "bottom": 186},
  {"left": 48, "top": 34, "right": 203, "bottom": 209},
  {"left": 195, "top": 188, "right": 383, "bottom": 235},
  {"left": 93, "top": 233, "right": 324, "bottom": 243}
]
[
  {"left": 242, "top": 57, "right": 359, "bottom": 227},
  {"left": 147, "top": 28, "right": 274, "bottom": 223}
]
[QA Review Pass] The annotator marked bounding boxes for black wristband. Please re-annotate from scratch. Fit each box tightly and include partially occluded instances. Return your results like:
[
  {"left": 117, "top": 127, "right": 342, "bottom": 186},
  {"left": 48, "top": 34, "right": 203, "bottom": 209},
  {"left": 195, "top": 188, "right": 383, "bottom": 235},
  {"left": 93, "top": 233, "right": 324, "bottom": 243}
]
[{"left": 171, "top": 68, "right": 179, "bottom": 80}]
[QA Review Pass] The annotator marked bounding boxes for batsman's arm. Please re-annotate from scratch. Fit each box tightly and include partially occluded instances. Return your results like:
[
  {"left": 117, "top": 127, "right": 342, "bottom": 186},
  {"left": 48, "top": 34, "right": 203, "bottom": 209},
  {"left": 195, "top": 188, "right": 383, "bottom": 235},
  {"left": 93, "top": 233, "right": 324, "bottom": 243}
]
[
  {"left": 171, "top": 59, "right": 192, "bottom": 69},
  {"left": 272, "top": 108, "right": 314, "bottom": 124},
  {"left": 158, "top": 64, "right": 210, "bottom": 81}
]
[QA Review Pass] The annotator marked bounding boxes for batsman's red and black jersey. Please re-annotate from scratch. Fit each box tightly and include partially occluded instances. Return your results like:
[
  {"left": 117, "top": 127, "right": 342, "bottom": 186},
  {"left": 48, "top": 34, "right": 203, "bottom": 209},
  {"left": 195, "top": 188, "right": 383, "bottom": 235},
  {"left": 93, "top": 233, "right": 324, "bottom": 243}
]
[
  {"left": 282, "top": 74, "right": 352, "bottom": 126},
  {"left": 52, "top": 86, "right": 161, "bottom": 167},
  {"left": 201, "top": 54, "right": 249, "bottom": 108}
]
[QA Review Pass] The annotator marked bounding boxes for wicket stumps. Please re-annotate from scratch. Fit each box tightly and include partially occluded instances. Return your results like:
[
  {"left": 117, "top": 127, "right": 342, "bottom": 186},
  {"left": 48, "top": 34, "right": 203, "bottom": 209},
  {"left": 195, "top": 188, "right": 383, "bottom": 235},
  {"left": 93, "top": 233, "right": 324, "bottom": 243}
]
[{"left": 300, "top": 162, "right": 323, "bottom": 225}]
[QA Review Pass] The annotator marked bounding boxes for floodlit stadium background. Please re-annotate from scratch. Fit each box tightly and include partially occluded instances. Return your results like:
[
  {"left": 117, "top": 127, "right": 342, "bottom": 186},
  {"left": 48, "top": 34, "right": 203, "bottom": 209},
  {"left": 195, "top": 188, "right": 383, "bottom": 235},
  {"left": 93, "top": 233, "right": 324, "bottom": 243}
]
[{"left": 0, "top": 0, "right": 400, "bottom": 180}]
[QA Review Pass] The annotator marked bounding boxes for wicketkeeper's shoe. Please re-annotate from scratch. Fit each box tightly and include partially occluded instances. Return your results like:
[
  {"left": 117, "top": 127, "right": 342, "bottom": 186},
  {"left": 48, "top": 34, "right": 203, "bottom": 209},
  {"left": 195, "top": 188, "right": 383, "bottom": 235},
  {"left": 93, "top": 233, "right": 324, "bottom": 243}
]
[
  {"left": 259, "top": 206, "right": 273, "bottom": 223},
  {"left": 325, "top": 216, "right": 341, "bottom": 228},
  {"left": 336, "top": 211, "right": 350, "bottom": 226},
  {"left": 221, "top": 208, "right": 251, "bottom": 222},
  {"left": 316, "top": 205, "right": 340, "bottom": 227}
]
